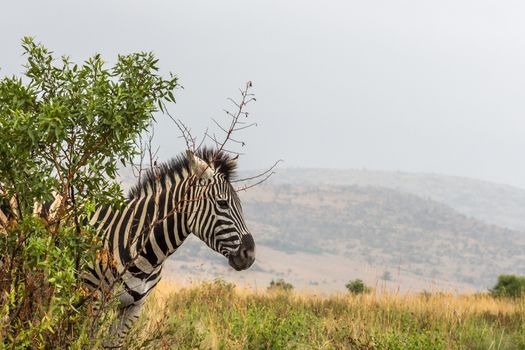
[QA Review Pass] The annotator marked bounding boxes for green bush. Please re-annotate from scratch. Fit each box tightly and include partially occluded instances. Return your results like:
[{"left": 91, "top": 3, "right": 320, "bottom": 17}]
[
  {"left": 489, "top": 274, "right": 525, "bottom": 298},
  {"left": 267, "top": 279, "right": 294, "bottom": 292},
  {"left": 0, "top": 37, "right": 177, "bottom": 348},
  {"left": 346, "top": 279, "right": 371, "bottom": 295}
]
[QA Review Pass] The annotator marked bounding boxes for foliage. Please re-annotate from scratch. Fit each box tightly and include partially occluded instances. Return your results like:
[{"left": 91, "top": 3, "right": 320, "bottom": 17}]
[
  {"left": 0, "top": 37, "right": 177, "bottom": 348},
  {"left": 490, "top": 274, "right": 525, "bottom": 298},
  {"left": 267, "top": 278, "right": 294, "bottom": 292},
  {"left": 346, "top": 278, "right": 371, "bottom": 295},
  {"left": 124, "top": 281, "right": 525, "bottom": 349}
]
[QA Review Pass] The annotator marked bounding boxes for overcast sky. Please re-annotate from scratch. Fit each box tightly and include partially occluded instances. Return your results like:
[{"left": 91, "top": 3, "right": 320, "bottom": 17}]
[{"left": 2, "top": 1, "right": 525, "bottom": 187}]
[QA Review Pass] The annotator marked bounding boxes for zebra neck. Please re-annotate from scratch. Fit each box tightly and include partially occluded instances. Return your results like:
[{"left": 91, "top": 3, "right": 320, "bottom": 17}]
[
  {"left": 90, "top": 175, "right": 193, "bottom": 270},
  {"left": 130, "top": 176, "right": 194, "bottom": 267}
]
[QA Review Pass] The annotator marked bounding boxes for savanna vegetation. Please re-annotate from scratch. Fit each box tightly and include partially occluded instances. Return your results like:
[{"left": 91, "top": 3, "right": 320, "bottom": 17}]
[
  {"left": 490, "top": 274, "right": 525, "bottom": 299},
  {"left": 346, "top": 279, "right": 371, "bottom": 295},
  {"left": 2, "top": 38, "right": 525, "bottom": 350},
  {"left": 268, "top": 279, "right": 294, "bottom": 293},
  {"left": 122, "top": 279, "right": 525, "bottom": 350}
]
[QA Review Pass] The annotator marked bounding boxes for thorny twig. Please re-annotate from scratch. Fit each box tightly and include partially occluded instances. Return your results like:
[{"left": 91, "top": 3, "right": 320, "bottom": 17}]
[
  {"left": 132, "top": 123, "right": 160, "bottom": 183},
  {"left": 234, "top": 159, "right": 283, "bottom": 192},
  {"left": 171, "top": 81, "right": 281, "bottom": 191}
]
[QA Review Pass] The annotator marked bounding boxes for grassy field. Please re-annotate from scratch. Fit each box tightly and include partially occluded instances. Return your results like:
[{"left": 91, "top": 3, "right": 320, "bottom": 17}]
[{"left": 123, "top": 280, "right": 525, "bottom": 350}]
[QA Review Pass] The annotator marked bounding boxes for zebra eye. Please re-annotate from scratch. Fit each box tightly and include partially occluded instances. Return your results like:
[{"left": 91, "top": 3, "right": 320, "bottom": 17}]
[{"left": 217, "top": 199, "right": 229, "bottom": 209}]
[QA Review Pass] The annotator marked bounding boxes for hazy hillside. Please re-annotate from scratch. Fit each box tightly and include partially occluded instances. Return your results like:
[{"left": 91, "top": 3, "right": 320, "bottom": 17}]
[
  {"left": 265, "top": 168, "right": 525, "bottom": 231},
  {"left": 167, "top": 182, "right": 525, "bottom": 291},
  {"left": 119, "top": 167, "right": 525, "bottom": 292},
  {"left": 241, "top": 184, "right": 525, "bottom": 287}
]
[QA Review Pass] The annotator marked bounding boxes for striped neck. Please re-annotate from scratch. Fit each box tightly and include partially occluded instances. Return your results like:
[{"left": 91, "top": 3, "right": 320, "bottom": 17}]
[{"left": 90, "top": 173, "right": 193, "bottom": 269}]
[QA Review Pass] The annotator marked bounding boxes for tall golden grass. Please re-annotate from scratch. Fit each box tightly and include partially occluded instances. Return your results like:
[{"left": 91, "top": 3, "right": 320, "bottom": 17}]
[{"left": 122, "top": 280, "right": 525, "bottom": 350}]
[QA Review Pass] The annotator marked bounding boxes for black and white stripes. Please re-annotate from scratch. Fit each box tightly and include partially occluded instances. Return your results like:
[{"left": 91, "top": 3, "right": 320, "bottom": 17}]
[
  {"left": 85, "top": 149, "right": 255, "bottom": 345},
  {"left": 1, "top": 149, "right": 255, "bottom": 347}
]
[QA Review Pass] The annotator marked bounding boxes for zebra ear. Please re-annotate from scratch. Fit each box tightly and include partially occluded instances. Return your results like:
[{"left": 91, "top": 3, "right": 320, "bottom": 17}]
[
  {"left": 186, "top": 150, "right": 214, "bottom": 179},
  {"left": 225, "top": 155, "right": 238, "bottom": 171}
]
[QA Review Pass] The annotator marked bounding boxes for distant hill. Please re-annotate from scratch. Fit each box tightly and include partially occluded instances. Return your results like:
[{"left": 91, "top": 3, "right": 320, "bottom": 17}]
[
  {"left": 237, "top": 183, "right": 525, "bottom": 289},
  {"left": 119, "top": 167, "right": 525, "bottom": 292},
  {"left": 265, "top": 168, "right": 525, "bottom": 231}
]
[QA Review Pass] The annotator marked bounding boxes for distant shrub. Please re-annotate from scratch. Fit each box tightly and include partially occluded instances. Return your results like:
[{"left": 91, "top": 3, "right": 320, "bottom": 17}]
[
  {"left": 489, "top": 274, "right": 525, "bottom": 298},
  {"left": 381, "top": 271, "right": 392, "bottom": 281},
  {"left": 419, "top": 290, "right": 449, "bottom": 301},
  {"left": 211, "top": 278, "right": 236, "bottom": 293},
  {"left": 268, "top": 279, "right": 294, "bottom": 292},
  {"left": 346, "top": 279, "right": 371, "bottom": 295}
]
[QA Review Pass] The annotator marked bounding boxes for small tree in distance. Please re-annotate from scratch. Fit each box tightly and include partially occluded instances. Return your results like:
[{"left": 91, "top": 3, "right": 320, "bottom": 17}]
[
  {"left": 489, "top": 274, "right": 525, "bottom": 298},
  {"left": 268, "top": 278, "right": 294, "bottom": 292},
  {"left": 346, "top": 279, "right": 371, "bottom": 295},
  {"left": 381, "top": 271, "right": 392, "bottom": 281}
]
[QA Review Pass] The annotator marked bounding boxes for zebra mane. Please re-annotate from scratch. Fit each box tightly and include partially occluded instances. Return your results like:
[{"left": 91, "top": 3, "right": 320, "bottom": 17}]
[{"left": 128, "top": 147, "right": 238, "bottom": 199}]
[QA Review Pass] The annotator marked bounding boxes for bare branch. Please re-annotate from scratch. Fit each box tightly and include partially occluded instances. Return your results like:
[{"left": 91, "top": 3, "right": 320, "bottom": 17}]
[
  {"left": 213, "top": 81, "right": 257, "bottom": 157},
  {"left": 226, "top": 138, "right": 246, "bottom": 146},
  {"left": 232, "top": 159, "right": 283, "bottom": 183},
  {"left": 130, "top": 123, "right": 159, "bottom": 182},
  {"left": 218, "top": 148, "right": 244, "bottom": 156},
  {"left": 196, "top": 127, "right": 209, "bottom": 150},
  {"left": 235, "top": 171, "right": 276, "bottom": 192},
  {"left": 232, "top": 122, "right": 257, "bottom": 132},
  {"left": 211, "top": 118, "right": 229, "bottom": 134},
  {"left": 168, "top": 80, "right": 280, "bottom": 192},
  {"left": 172, "top": 117, "right": 196, "bottom": 152}
]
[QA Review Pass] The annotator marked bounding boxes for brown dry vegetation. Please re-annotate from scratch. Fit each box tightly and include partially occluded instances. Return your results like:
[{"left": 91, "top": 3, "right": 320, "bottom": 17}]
[{"left": 120, "top": 280, "right": 525, "bottom": 350}]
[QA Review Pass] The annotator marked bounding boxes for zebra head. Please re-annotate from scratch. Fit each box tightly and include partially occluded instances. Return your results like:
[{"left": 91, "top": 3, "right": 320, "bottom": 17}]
[{"left": 186, "top": 150, "right": 255, "bottom": 271}]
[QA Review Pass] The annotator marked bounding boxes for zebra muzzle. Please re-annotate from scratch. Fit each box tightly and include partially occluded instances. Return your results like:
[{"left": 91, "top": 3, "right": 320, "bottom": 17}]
[{"left": 228, "top": 234, "right": 255, "bottom": 271}]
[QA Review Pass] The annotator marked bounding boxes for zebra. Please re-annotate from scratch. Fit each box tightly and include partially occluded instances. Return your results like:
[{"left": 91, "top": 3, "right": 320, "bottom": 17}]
[{"left": 1, "top": 148, "right": 256, "bottom": 347}]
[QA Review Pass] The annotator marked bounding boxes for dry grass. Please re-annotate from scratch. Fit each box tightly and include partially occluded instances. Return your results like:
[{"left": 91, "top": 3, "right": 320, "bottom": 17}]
[{"left": 123, "top": 280, "right": 525, "bottom": 350}]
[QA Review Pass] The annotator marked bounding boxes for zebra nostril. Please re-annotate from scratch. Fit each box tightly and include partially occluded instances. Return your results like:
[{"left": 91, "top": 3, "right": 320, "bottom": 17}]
[
  {"left": 227, "top": 234, "right": 255, "bottom": 270},
  {"left": 228, "top": 244, "right": 255, "bottom": 271},
  {"left": 239, "top": 247, "right": 255, "bottom": 262}
]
